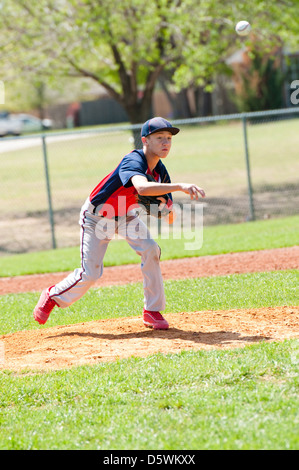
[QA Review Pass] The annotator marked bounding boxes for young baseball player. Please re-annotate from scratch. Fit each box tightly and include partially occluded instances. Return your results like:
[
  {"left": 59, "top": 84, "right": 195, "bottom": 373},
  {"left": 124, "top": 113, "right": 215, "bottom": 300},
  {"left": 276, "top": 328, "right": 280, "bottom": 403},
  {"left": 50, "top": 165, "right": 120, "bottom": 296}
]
[{"left": 33, "top": 117, "right": 205, "bottom": 329}]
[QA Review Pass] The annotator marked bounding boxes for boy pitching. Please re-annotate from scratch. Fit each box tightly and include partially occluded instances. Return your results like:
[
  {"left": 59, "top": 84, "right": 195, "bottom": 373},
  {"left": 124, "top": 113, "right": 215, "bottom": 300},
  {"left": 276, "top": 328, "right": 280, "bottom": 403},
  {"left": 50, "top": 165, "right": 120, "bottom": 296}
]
[{"left": 33, "top": 117, "right": 205, "bottom": 329}]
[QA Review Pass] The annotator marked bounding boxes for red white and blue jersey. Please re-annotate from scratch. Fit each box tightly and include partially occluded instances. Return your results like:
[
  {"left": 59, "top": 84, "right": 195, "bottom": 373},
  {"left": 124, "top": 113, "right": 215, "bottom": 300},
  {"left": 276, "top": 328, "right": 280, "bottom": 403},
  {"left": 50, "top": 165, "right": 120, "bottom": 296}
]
[{"left": 89, "top": 149, "right": 173, "bottom": 217}]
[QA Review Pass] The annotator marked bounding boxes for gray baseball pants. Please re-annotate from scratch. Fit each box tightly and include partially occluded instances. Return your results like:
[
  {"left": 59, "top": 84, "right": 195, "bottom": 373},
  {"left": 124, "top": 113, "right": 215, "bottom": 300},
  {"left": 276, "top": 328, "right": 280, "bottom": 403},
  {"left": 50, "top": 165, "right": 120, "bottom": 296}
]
[{"left": 49, "top": 199, "right": 166, "bottom": 312}]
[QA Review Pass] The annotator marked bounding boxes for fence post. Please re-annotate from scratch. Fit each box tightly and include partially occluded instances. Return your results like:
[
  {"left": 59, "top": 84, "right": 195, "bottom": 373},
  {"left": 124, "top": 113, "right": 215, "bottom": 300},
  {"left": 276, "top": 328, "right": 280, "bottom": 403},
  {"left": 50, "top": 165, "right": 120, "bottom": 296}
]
[
  {"left": 242, "top": 116, "right": 255, "bottom": 221},
  {"left": 42, "top": 135, "right": 56, "bottom": 249}
]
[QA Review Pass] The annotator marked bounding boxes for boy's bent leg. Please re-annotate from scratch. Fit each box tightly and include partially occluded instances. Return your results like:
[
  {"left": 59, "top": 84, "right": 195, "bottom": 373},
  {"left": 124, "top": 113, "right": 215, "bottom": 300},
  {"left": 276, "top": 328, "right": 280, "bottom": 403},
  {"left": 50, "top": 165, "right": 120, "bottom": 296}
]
[
  {"left": 50, "top": 214, "right": 111, "bottom": 308},
  {"left": 33, "top": 209, "right": 111, "bottom": 323}
]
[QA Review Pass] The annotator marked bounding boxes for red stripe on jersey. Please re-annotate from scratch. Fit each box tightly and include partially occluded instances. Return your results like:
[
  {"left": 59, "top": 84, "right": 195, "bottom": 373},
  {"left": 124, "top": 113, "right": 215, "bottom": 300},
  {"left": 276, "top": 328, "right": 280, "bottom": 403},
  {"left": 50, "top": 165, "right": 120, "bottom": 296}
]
[{"left": 89, "top": 168, "right": 116, "bottom": 202}]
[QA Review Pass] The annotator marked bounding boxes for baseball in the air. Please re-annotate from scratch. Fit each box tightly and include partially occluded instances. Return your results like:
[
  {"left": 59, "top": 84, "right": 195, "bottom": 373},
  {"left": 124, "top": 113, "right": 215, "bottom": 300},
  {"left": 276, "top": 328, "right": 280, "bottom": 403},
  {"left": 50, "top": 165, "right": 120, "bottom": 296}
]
[{"left": 235, "top": 21, "right": 252, "bottom": 36}]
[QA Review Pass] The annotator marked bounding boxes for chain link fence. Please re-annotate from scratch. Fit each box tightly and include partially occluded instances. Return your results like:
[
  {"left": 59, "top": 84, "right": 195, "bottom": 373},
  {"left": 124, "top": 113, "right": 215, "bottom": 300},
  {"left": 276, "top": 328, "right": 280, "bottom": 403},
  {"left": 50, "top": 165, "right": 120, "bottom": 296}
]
[{"left": 0, "top": 107, "right": 298, "bottom": 255}]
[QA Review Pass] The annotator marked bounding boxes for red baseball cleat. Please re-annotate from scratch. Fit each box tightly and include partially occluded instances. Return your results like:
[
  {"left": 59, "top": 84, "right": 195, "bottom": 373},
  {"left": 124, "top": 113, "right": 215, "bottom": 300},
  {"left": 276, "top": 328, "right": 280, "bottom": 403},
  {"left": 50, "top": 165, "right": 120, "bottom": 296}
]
[
  {"left": 143, "top": 309, "right": 169, "bottom": 330},
  {"left": 33, "top": 287, "right": 58, "bottom": 325}
]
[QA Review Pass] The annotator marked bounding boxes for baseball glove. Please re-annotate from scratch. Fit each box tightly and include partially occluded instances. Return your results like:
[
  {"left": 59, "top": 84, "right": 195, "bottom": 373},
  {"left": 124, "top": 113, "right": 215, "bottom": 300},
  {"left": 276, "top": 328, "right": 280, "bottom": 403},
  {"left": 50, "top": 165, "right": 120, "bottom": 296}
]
[{"left": 136, "top": 174, "right": 171, "bottom": 218}]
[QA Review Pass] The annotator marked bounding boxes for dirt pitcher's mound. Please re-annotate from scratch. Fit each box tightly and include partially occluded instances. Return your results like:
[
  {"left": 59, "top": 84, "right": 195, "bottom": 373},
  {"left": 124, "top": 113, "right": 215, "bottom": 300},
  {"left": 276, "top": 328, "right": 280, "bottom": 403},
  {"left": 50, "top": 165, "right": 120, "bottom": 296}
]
[{"left": 1, "top": 306, "right": 298, "bottom": 371}]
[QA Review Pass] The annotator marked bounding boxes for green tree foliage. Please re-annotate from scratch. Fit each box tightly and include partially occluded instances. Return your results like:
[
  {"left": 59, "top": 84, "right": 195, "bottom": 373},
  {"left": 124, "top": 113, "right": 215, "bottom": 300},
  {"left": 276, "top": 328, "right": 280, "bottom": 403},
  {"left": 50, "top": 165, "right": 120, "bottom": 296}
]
[
  {"left": 234, "top": 53, "right": 285, "bottom": 112},
  {"left": 0, "top": 0, "right": 298, "bottom": 123}
]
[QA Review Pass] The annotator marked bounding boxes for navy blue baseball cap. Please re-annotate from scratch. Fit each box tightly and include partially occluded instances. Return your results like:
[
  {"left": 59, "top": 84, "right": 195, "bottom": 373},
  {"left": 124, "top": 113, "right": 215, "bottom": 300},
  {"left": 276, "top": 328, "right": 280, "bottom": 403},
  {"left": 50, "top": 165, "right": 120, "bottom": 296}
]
[{"left": 141, "top": 117, "right": 180, "bottom": 138}]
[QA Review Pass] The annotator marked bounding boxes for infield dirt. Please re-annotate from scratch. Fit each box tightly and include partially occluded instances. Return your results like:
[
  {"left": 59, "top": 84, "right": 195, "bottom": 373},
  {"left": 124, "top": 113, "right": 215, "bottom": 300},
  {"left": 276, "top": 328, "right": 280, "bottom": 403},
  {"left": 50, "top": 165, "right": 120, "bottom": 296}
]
[{"left": 0, "top": 246, "right": 298, "bottom": 371}]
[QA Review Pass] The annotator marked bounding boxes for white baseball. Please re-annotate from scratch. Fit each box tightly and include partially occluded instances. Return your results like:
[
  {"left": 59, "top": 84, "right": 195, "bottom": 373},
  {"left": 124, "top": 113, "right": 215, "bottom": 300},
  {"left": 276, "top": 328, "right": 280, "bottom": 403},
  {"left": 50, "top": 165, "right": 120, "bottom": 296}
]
[{"left": 235, "top": 21, "right": 252, "bottom": 36}]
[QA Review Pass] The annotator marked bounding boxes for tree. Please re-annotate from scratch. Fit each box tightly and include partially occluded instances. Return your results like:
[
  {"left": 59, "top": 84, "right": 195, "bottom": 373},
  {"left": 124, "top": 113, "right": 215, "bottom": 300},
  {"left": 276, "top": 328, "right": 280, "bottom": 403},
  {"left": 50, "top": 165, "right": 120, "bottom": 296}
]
[
  {"left": 234, "top": 49, "right": 285, "bottom": 112},
  {"left": 1, "top": 0, "right": 298, "bottom": 141}
]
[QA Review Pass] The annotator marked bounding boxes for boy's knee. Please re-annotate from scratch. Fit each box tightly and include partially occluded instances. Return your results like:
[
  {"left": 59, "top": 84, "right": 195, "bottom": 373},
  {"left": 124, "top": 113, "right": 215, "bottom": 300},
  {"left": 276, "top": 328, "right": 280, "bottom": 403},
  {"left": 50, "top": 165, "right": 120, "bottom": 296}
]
[
  {"left": 83, "top": 263, "right": 103, "bottom": 284},
  {"left": 143, "top": 239, "right": 161, "bottom": 260}
]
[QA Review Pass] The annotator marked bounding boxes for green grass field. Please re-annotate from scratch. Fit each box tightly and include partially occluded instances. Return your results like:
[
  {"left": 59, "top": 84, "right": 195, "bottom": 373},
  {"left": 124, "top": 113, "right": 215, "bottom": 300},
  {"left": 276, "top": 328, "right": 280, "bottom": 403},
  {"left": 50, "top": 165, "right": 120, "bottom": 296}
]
[
  {"left": 0, "top": 215, "right": 298, "bottom": 450},
  {"left": 1, "top": 118, "right": 298, "bottom": 215},
  {"left": 0, "top": 270, "right": 298, "bottom": 336},
  {"left": 0, "top": 341, "right": 298, "bottom": 450},
  {"left": 1, "top": 215, "right": 298, "bottom": 277}
]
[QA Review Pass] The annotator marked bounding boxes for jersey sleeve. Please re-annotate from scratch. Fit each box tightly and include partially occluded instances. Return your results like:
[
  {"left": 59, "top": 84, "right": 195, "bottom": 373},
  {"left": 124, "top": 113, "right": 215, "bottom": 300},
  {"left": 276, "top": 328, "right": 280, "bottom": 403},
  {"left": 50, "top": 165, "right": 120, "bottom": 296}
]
[{"left": 119, "top": 150, "right": 147, "bottom": 188}]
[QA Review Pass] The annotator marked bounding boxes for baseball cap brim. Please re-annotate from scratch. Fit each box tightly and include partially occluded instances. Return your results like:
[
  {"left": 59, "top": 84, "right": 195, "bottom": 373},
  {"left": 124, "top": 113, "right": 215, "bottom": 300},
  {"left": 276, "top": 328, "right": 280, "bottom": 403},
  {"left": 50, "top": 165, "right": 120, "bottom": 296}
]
[
  {"left": 141, "top": 117, "right": 180, "bottom": 137},
  {"left": 147, "top": 126, "right": 180, "bottom": 136}
]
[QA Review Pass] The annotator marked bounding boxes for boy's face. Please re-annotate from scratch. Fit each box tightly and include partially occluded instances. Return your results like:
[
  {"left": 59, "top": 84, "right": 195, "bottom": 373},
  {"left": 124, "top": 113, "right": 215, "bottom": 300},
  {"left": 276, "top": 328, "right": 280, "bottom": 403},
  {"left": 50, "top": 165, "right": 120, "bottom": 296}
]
[{"left": 143, "top": 131, "right": 173, "bottom": 159}]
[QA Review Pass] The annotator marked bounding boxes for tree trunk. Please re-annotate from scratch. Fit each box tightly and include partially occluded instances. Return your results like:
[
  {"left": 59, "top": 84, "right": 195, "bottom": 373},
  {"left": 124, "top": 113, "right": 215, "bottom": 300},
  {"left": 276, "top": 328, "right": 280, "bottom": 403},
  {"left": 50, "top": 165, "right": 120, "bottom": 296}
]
[{"left": 124, "top": 93, "right": 153, "bottom": 149}]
